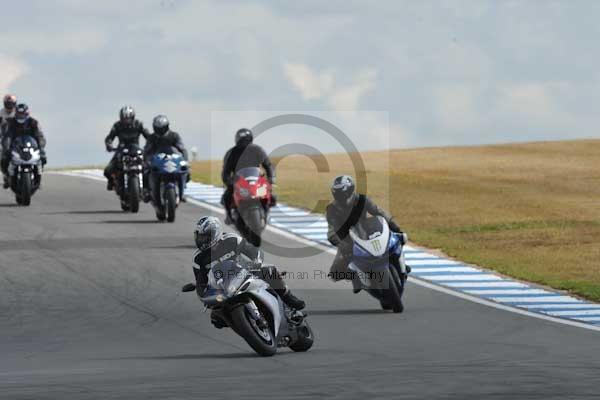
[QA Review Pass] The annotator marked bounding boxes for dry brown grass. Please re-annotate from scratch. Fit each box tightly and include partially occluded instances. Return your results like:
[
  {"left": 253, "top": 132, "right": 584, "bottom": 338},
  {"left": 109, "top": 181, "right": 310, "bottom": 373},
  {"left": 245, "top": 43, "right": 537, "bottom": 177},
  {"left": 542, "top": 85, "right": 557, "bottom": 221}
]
[{"left": 192, "top": 139, "right": 600, "bottom": 301}]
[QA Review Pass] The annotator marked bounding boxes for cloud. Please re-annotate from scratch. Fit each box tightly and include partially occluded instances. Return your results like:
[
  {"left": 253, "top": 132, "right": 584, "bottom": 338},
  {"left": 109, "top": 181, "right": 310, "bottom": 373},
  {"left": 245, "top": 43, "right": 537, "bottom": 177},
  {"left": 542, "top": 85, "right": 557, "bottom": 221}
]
[
  {"left": 0, "top": 55, "right": 28, "bottom": 94},
  {"left": 283, "top": 63, "right": 334, "bottom": 101},
  {"left": 283, "top": 63, "right": 377, "bottom": 110},
  {"left": 327, "top": 68, "right": 377, "bottom": 110}
]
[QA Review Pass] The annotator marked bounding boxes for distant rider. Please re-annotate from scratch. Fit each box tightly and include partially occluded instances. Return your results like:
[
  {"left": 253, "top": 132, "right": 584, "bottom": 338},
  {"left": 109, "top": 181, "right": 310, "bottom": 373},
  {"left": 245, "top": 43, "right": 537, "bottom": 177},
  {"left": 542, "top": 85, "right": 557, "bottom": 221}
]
[
  {"left": 191, "top": 216, "right": 305, "bottom": 328},
  {"left": 142, "top": 115, "right": 189, "bottom": 202},
  {"left": 1, "top": 104, "right": 46, "bottom": 189},
  {"left": 220, "top": 128, "right": 275, "bottom": 225},
  {"left": 0, "top": 94, "right": 17, "bottom": 137},
  {"left": 103, "top": 106, "right": 149, "bottom": 191},
  {"left": 326, "top": 175, "right": 407, "bottom": 281}
]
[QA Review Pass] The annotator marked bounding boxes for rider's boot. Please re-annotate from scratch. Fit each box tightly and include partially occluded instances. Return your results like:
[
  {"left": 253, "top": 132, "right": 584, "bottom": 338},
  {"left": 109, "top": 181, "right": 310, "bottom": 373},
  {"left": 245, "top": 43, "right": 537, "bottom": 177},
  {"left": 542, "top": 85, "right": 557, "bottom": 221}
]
[
  {"left": 106, "top": 179, "right": 114, "bottom": 191},
  {"left": 2, "top": 174, "right": 9, "bottom": 189},
  {"left": 281, "top": 290, "right": 306, "bottom": 310}
]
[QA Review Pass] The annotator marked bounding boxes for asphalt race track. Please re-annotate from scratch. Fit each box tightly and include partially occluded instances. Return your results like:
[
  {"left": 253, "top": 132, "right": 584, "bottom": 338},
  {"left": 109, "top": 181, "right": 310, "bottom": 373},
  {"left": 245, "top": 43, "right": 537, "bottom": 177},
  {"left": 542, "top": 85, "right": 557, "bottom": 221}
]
[{"left": 1, "top": 174, "right": 599, "bottom": 399}]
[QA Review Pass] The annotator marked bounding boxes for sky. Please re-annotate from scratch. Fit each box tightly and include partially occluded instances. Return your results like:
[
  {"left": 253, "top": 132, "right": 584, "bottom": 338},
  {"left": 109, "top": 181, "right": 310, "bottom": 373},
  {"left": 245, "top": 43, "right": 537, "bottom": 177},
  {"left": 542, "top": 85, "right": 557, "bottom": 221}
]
[{"left": 2, "top": 0, "right": 600, "bottom": 166}]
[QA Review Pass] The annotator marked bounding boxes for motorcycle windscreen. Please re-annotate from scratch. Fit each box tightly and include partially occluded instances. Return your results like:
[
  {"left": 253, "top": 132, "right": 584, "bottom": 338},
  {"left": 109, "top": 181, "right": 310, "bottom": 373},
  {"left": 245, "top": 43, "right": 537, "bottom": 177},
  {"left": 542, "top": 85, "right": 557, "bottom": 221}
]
[
  {"left": 208, "top": 260, "right": 252, "bottom": 297},
  {"left": 235, "top": 167, "right": 261, "bottom": 180},
  {"left": 350, "top": 216, "right": 390, "bottom": 258}
]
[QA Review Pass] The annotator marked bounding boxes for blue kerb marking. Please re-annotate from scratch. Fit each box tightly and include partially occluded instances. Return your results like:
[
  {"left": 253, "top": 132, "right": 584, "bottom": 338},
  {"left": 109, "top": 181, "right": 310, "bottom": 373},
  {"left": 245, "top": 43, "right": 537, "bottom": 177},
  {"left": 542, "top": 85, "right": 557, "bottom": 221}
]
[{"left": 64, "top": 170, "right": 600, "bottom": 329}]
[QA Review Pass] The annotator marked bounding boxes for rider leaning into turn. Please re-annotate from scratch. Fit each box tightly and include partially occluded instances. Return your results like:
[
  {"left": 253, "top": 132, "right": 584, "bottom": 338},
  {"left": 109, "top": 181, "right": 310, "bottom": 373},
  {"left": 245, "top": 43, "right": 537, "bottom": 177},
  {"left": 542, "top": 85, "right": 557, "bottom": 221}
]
[
  {"left": 326, "top": 175, "right": 407, "bottom": 281},
  {"left": 103, "top": 106, "right": 149, "bottom": 191},
  {"left": 191, "top": 216, "right": 305, "bottom": 327},
  {"left": 1, "top": 104, "right": 47, "bottom": 189},
  {"left": 220, "top": 128, "right": 276, "bottom": 225},
  {"left": 142, "top": 115, "right": 189, "bottom": 202}
]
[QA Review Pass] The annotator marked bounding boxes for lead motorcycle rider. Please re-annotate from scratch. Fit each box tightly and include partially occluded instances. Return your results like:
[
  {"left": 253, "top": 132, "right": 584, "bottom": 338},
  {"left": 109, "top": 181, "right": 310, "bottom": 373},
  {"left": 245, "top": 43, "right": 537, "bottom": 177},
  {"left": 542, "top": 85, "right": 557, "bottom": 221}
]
[
  {"left": 220, "top": 128, "right": 276, "bottom": 225},
  {"left": 326, "top": 175, "right": 408, "bottom": 281},
  {"left": 103, "top": 106, "right": 149, "bottom": 191},
  {"left": 142, "top": 115, "right": 189, "bottom": 202},
  {"left": 1, "top": 104, "right": 47, "bottom": 189},
  {"left": 192, "top": 216, "right": 305, "bottom": 328}
]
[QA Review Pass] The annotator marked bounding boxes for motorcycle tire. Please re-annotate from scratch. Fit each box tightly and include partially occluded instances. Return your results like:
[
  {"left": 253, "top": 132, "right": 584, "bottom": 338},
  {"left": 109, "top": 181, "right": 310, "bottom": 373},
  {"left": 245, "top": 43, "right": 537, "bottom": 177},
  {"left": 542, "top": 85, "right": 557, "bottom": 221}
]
[
  {"left": 289, "top": 321, "right": 314, "bottom": 352},
  {"left": 128, "top": 175, "right": 140, "bottom": 213},
  {"left": 166, "top": 187, "right": 177, "bottom": 223},
  {"left": 230, "top": 304, "right": 277, "bottom": 357}
]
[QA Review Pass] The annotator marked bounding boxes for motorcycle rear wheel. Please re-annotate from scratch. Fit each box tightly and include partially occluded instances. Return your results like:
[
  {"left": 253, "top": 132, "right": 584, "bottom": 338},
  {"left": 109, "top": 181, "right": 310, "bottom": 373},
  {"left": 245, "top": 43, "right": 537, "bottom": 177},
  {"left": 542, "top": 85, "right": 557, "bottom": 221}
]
[{"left": 289, "top": 322, "right": 314, "bottom": 352}]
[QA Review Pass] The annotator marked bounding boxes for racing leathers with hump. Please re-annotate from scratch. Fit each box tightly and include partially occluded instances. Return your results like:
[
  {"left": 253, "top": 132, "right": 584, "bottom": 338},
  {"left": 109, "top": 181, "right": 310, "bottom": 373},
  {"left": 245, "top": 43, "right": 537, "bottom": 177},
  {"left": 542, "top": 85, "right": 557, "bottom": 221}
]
[
  {"left": 142, "top": 115, "right": 189, "bottom": 202},
  {"left": 326, "top": 175, "right": 406, "bottom": 281},
  {"left": 192, "top": 216, "right": 305, "bottom": 327},
  {"left": 104, "top": 106, "right": 149, "bottom": 190},
  {"left": 220, "top": 128, "right": 275, "bottom": 225},
  {"left": 1, "top": 104, "right": 46, "bottom": 189}
]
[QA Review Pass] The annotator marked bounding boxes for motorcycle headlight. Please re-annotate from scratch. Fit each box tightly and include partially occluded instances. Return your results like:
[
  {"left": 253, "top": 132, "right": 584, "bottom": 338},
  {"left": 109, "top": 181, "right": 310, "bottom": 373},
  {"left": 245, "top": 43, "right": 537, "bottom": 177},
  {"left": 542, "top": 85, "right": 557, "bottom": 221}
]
[{"left": 239, "top": 188, "right": 250, "bottom": 198}]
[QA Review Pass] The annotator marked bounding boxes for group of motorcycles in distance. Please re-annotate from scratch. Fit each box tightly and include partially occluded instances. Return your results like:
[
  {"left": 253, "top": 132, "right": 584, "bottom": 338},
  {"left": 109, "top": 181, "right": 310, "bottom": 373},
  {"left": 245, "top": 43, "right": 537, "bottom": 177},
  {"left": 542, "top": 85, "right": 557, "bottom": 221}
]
[{"left": 107, "top": 144, "right": 188, "bottom": 222}]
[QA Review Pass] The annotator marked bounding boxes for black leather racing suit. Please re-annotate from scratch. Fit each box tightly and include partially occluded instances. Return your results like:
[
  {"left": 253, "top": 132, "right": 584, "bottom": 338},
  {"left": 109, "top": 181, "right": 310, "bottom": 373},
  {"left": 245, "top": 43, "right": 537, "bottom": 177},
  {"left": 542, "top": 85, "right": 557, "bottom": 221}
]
[
  {"left": 220, "top": 143, "right": 275, "bottom": 219},
  {"left": 1, "top": 118, "right": 47, "bottom": 175},
  {"left": 192, "top": 232, "right": 294, "bottom": 308},
  {"left": 143, "top": 130, "right": 189, "bottom": 190},
  {"left": 103, "top": 120, "right": 149, "bottom": 181},
  {"left": 326, "top": 194, "right": 402, "bottom": 280}
]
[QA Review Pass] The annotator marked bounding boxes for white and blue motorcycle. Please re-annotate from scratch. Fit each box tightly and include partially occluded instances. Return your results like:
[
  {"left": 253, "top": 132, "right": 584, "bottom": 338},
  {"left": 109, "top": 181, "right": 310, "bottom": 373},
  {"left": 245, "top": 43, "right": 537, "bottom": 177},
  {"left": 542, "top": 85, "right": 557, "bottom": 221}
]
[
  {"left": 148, "top": 149, "right": 188, "bottom": 222},
  {"left": 348, "top": 216, "right": 409, "bottom": 313},
  {"left": 182, "top": 260, "right": 314, "bottom": 357},
  {"left": 8, "top": 135, "right": 43, "bottom": 206}
]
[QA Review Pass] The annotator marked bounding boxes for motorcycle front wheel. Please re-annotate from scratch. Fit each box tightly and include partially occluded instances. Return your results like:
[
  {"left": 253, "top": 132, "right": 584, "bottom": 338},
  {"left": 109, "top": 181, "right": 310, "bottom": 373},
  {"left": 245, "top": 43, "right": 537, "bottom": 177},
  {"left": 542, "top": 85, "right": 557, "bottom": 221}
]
[
  {"left": 242, "top": 206, "right": 264, "bottom": 247},
  {"left": 165, "top": 187, "right": 177, "bottom": 223},
  {"left": 230, "top": 304, "right": 277, "bottom": 357},
  {"left": 128, "top": 175, "right": 140, "bottom": 213},
  {"left": 19, "top": 173, "right": 32, "bottom": 206}
]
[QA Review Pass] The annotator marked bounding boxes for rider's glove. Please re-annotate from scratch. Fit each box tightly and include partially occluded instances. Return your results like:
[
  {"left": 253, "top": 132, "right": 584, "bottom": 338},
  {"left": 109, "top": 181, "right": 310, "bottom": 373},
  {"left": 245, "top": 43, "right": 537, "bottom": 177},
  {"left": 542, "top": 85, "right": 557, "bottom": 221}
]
[
  {"left": 389, "top": 219, "right": 401, "bottom": 233},
  {"left": 398, "top": 232, "right": 408, "bottom": 245},
  {"left": 106, "top": 144, "right": 115, "bottom": 152}
]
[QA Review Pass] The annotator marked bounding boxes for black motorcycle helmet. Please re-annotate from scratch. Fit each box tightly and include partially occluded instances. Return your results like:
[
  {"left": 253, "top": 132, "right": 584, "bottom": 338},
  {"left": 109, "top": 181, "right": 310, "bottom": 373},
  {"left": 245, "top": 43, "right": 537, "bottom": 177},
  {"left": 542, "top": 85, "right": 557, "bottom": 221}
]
[
  {"left": 14, "top": 103, "right": 30, "bottom": 124},
  {"left": 119, "top": 105, "right": 135, "bottom": 125},
  {"left": 235, "top": 128, "right": 253, "bottom": 147},
  {"left": 194, "top": 216, "right": 223, "bottom": 251},
  {"left": 152, "top": 115, "right": 169, "bottom": 136},
  {"left": 331, "top": 175, "right": 357, "bottom": 207}
]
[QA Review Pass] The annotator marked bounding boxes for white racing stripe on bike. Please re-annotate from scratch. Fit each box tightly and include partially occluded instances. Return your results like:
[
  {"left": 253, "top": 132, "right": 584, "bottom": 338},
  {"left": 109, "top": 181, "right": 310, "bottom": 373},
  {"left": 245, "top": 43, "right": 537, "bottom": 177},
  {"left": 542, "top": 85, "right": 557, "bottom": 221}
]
[{"left": 57, "top": 169, "right": 600, "bottom": 332}]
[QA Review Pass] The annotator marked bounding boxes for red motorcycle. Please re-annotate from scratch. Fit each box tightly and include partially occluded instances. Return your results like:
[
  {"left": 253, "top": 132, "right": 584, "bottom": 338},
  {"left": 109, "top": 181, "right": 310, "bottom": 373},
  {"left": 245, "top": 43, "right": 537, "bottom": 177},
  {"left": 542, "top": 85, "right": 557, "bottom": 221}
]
[{"left": 231, "top": 167, "right": 273, "bottom": 247}]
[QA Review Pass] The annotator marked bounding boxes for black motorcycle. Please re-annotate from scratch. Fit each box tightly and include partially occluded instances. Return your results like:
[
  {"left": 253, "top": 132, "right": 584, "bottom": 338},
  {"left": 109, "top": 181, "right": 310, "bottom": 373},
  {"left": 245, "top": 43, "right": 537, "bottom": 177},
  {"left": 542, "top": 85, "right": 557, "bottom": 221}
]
[
  {"left": 109, "top": 144, "right": 143, "bottom": 213},
  {"left": 7, "top": 135, "right": 43, "bottom": 206}
]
